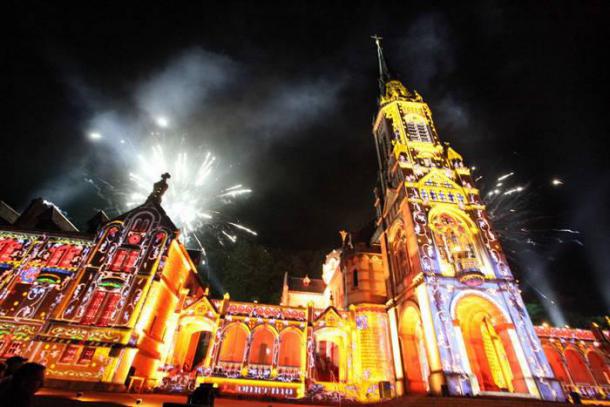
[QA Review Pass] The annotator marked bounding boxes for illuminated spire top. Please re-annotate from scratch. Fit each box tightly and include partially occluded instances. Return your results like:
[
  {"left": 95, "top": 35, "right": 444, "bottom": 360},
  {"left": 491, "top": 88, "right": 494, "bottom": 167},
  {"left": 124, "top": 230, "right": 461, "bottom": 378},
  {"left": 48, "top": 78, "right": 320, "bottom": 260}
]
[
  {"left": 371, "top": 35, "right": 422, "bottom": 105},
  {"left": 371, "top": 34, "right": 391, "bottom": 94}
]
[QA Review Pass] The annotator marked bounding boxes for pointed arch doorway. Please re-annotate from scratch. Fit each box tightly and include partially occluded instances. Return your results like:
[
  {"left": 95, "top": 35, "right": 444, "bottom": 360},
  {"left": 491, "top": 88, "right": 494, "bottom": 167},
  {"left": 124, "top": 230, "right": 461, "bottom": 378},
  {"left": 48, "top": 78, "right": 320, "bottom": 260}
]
[
  {"left": 454, "top": 294, "right": 529, "bottom": 394},
  {"left": 398, "top": 305, "right": 430, "bottom": 393}
]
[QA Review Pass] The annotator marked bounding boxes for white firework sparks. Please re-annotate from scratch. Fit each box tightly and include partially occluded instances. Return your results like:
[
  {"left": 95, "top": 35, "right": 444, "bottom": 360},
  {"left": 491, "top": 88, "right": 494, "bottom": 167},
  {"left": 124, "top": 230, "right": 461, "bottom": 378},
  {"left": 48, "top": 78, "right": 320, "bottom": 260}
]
[
  {"left": 126, "top": 144, "right": 256, "bottom": 246},
  {"left": 479, "top": 169, "right": 581, "bottom": 248},
  {"left": 476, "top": 169, "right": 579, "bottom": 325}
]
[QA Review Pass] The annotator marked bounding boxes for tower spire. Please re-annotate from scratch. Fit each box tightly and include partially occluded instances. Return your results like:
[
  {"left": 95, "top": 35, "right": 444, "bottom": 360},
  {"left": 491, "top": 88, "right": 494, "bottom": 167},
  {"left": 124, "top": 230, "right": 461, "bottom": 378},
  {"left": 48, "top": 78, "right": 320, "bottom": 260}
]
[{"left": 371, "top": 34, "right": 391, "bottom": 94}]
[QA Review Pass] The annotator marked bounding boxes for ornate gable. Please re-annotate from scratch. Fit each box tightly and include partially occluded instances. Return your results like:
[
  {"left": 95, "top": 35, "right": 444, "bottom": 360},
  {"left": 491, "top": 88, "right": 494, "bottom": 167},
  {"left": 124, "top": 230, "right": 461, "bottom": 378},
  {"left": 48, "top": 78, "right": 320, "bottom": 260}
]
[
  {"left": 417, "top": 169, "right": 458, "bottom": 189},
  {"left": 314, "top": 306, "right": 345, "bottom": 328},
  {"left": 184, "top": 295, "right": 219, "bottom": 318}
]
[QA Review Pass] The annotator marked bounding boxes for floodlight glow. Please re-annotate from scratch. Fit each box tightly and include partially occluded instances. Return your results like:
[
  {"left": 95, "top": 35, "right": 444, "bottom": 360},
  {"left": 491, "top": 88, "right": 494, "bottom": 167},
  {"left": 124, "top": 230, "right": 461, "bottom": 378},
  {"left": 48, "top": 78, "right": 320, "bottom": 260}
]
[{"left": 155, "top": 116, "right": 169, "bottom": 128}]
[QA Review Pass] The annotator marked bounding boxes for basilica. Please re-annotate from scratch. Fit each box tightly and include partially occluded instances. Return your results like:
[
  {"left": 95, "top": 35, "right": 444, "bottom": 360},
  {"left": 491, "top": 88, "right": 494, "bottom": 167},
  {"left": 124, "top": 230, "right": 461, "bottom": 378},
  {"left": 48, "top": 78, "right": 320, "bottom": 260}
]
[{"left": 0, "top": 40, "right": 608, "bottom": 404}]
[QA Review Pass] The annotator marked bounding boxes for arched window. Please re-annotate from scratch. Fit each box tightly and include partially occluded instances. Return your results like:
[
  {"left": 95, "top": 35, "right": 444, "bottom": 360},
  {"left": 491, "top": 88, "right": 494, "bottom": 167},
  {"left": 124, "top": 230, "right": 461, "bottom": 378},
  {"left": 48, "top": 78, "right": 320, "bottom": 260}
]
[
  {"left": 543, "top": 345, "right": 570, "bottom": 382},
  {"left": 353, "top": 269, "right": 359, "bottom": 288},
  {"left": 565, "top": 349, "right": 595, "bottom": 384},
  {"left": 278, "top": 329, "right": 302, "bottom": 367},
  {"left": 248, "top": 326, "right": 275, "bottom": 366},
  {"left": 129, "top": 214, "right": 153, "bottom": 233},
  {"left": 391, "top": 230, "right": 409, "bottom": 281},
  {"left": 430, "top": 213, "right": 482, "bottom": 276},
  {"left": 399, "top": 306, "right": 429, "bottom": 393},
  {"left": 126, "top": 214, "right": 154, "bottom": 246},
  {"left": 587, "top": 351, "right": 609, "bottom": 385},
  {"left": 218, "top": 324, "right": 248, "bottom": 363}
]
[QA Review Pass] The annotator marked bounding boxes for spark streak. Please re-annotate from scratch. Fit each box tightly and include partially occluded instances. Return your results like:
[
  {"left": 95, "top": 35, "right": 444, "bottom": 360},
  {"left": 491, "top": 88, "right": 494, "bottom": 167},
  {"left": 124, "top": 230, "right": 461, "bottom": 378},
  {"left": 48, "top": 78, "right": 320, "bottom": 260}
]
[
  {"left": 497, "top": 172, "right": 514, "bottom": 181},
  {"left": 551, "top": 178, "right": 563, "bottom": 186},
  {"left": 479, "top": 169, "right": 581, "bottom": 326},
  {"left": 228, "top": 222, "right": 258, "bottom": 236},
  {"left": 126, "top": 143, "right": 256, "bottom": 246}
]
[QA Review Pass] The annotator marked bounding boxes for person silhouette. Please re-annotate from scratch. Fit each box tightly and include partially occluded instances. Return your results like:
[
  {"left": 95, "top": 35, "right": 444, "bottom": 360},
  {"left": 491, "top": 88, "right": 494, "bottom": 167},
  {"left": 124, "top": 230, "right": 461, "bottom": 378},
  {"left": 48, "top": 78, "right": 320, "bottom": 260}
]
[{"left": 0, "top": 362, "right": 46, "bottom": 407}]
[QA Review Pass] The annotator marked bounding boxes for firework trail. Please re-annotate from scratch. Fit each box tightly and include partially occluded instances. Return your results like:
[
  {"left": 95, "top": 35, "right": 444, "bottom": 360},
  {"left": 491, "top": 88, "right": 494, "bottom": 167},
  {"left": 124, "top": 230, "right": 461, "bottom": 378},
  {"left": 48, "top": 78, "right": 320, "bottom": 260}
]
[
  {"left": 125, "top": 143, "right": 256, "bottom": 248},
  {"left": 476, "top": 168, "right": 579, "bottom": 325},
  {"left": 84, "top": 117, "right": 257, "bottom": 252},
  {"left": 479, "top": 170, "right": 580, "bottom": 251}
]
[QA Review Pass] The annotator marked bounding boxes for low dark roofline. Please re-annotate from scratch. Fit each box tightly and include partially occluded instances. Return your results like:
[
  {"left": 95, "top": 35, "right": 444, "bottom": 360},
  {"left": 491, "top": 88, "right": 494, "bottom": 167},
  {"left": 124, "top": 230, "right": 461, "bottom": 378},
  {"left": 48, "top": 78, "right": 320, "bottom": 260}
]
[
  {"left": 0, "top": 201, "right": 19, "bottom": 224},
  {"left": 0, "top": 225, "right": 94, "bottom": 241}
]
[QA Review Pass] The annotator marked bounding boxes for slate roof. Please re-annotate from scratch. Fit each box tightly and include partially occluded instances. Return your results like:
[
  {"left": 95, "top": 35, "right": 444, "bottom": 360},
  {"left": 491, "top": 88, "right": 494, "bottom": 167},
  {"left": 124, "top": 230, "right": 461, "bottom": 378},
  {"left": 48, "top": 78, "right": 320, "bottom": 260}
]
[
  {"left": 287, "top": 276, "right": 325, "bottom": 294},
  {"left": 0, "top": 201, "right": 19, "bottom": 226},
  {"left": 13, "top": 198, "right": 79, "bottom": 232}
]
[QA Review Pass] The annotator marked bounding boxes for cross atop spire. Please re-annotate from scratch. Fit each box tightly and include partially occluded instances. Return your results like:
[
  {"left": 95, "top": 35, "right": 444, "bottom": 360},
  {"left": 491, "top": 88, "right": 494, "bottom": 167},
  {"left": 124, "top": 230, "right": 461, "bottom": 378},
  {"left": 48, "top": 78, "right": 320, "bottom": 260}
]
[{"left": 371, "top": 34, "right": 391, "bottom": 94}]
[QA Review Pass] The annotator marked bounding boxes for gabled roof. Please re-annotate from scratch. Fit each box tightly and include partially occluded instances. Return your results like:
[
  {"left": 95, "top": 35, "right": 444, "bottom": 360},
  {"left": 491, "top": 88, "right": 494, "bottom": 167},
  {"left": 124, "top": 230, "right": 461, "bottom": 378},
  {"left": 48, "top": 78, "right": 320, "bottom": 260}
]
[
  {"left": 416, "top": 169, "right": 462, "bottom": 190},
  {"left": 0, "top": 201, "right": 19, "bottom": 226},
  {"left": 183, "top": 295, "right": 219, "bottom": 317},
  {"left": 13, "top": 198, "right": 79, "bottom": 232},
  {"left": 313, "top": 306, "right": 345, "bottom": 327},
  {"left": 446, "top": 146, "right": 463, "bottom": 162}
]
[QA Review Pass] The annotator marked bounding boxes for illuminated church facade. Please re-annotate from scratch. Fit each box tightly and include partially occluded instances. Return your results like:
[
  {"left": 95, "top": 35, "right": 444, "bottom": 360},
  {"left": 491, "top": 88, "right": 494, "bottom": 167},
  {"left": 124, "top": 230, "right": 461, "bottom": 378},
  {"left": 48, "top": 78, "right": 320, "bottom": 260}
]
[{"left": 0, "top": 40, "right": 609, "bottom": 403}]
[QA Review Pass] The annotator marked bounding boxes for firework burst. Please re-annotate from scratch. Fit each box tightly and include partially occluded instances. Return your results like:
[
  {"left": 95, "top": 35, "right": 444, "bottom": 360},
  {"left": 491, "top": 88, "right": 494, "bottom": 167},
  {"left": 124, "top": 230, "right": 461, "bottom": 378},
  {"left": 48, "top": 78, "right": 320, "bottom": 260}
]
[
  {"left": 479, "top": 170, "right": 581, "bottom": 252},
  {"left": 476, "top": 168, "right": 580, "bottom": 325},
  {"left": 124, "top": 143, "right": 256, "bottom": 248}
]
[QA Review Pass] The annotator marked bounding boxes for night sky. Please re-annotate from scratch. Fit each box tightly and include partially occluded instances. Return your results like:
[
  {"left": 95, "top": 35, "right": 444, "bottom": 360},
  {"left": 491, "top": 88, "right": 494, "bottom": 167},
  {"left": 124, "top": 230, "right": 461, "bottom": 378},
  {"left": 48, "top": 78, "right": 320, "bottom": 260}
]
[{"left": 4, "top": 1, "right": 609, "bottom": 319}]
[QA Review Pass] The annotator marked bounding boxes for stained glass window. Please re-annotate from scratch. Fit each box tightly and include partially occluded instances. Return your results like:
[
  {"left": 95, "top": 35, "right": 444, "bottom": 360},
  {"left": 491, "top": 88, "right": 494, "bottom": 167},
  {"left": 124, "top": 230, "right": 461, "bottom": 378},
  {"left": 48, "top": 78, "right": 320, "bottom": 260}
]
[{"left": 431, "top": 213, "right": 481, "bottom": 275}]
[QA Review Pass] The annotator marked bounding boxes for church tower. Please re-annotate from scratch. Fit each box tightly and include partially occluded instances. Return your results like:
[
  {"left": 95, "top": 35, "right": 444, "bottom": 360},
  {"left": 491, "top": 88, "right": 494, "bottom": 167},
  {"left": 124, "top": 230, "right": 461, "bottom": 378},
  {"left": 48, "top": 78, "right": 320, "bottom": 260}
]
[{"left": 371, "top": 37, "right": 564, "bottom": 401}]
